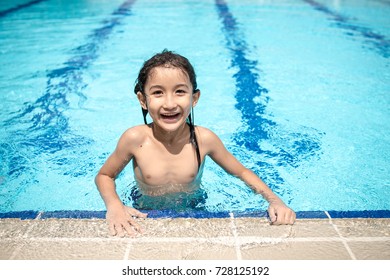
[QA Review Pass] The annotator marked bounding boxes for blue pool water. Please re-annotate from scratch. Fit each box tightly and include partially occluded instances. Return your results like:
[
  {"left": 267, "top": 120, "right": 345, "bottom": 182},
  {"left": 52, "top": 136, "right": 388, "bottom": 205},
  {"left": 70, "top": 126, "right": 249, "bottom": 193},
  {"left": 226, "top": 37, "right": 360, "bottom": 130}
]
[{"left": 0, "top": 0, "right": 389, "bottom": 216}]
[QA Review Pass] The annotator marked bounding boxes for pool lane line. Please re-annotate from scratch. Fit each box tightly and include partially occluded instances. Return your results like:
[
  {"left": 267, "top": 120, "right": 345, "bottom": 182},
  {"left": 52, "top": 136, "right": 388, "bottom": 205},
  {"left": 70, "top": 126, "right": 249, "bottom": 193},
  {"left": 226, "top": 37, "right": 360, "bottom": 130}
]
[
  {"left": 303, "top": 0, "right": 390, "bottom": 58},
  {"left": 7, "top": 0, "right": 135, "bottom": 132},
  {"left": 9, "top": 0, "right": 137, "bottom": 131},
  {"left": 0, "top": 0, "right": 47, "bottom": 18},
  {"left": 376, "top": 0, "right": 390, "bottom": 6},
  {"left": 2, "top": 0, "right": 137, "bottom": 211},
  {"left": 214, "top": 0, "right": 283, "bottom": 191},
  {"left": 214, "top": 0, "right": 322, "bottom": 199},
  {"left": 3, "top": 0, "right": 137, "bottom": 190}
]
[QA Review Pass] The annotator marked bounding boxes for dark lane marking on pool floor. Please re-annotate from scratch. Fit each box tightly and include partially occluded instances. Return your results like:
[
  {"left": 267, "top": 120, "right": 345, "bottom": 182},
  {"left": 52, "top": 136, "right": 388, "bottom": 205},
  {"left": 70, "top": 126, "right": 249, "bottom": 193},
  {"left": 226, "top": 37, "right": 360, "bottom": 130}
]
[
  {"left": 215, "top": 0, "right": 323, "bottom": 199},
  {"left": 2, "top": 0, "right": 137, "bottom": 210},
  {"left": 0, "top": 0, "right": 47, "bottom": 18},
  {"left": 304, "top": 0, "right": 390, "bottom": 58}
]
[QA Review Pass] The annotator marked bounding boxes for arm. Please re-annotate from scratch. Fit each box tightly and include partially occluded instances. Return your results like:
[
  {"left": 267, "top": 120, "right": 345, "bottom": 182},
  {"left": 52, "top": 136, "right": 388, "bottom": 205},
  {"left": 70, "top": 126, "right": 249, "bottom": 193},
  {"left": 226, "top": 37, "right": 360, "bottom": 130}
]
[
  {"left": 199, "top": 127, "right": 295, "bottom": 225},
  {"left": 95, "top": 128, "right": 147, "bottom": 237},
  {"left": 235, "top": 169, "right": 296, "bottom": 225}
]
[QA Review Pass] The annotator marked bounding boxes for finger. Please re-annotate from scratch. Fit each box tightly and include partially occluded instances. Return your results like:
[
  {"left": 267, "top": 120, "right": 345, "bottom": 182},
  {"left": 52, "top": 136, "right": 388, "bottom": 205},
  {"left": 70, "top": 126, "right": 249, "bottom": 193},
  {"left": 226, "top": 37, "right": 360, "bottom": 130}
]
[
  {"left": 282, "top": 211, "right": 295, "bottom": 225},
  {"left": 268, "top": 207, "right": 277, "bottom": 224},
  {"left": 289, "top": 212, "right": 296, "bottom": 225},
  {"left": 281, "top": 210, "right": 293, "bottom": 225},
  {"left": 115, "top": 224, "right": 126, "bottom": 238},
  {"left": 129, "top": 219, "right": 143, "bottom": 234},
  {"left": 128, "top": 208, "right": 148, "bottom": 219},
  {"left": 122, "top": 222, "right": 136, "bottom": 237},
  {"left": 283, "top": 213, "right": 289, "bottom": 225},
  {"left": 108, "top": 222, "right": 117, "bottom": 236}
]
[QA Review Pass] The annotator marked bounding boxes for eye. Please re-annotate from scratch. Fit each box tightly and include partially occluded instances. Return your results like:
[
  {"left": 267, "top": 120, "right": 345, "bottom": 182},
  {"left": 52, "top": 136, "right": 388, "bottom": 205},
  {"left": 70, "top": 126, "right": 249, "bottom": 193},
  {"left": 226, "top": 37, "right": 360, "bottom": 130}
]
[
  {"left": 151, "top": 90, "right": 164, "bottom": 97},
  {"left": 176, "top": 89, "right": 188, "bottom": 96}
]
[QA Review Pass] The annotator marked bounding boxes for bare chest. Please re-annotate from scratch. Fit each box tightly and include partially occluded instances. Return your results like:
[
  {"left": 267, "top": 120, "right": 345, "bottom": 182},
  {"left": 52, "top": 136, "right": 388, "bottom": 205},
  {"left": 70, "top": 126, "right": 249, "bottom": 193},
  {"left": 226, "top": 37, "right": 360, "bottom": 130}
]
[{"left": 133, "top": 142, "right": 199, "bottom": 186}]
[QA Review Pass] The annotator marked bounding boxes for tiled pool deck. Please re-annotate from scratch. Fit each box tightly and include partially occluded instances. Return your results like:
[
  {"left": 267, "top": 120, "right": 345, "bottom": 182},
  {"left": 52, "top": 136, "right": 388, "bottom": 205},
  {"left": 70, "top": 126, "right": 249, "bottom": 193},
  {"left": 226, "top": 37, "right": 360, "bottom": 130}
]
[{"left": 1, "top": 211, "right": 389, "bottom": 260}]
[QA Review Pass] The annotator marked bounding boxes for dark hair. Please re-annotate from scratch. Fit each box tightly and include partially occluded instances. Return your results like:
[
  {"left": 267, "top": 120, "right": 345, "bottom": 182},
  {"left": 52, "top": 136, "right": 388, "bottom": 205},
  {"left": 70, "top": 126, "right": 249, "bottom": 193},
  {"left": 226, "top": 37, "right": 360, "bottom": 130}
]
[
  {"left": 134, "top": 49, "right": 198, "bottom": 96},
  {"left": 134, "top": 50, "right": 201, "bottom": 169}
]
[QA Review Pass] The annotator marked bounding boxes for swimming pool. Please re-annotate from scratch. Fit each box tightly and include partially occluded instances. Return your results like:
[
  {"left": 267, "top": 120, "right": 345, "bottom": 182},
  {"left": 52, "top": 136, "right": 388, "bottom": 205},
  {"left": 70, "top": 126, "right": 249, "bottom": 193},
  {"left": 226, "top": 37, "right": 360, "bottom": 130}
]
[{"left": 1, "top": 0, "right": 389, "bottom": 217}]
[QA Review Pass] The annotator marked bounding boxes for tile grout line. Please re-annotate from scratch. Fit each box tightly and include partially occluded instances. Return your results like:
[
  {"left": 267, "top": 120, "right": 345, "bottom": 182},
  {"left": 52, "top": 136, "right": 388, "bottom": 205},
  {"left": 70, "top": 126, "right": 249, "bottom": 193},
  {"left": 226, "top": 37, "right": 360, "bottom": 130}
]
[
  {"left": 325, "top": 211, "right": 356, "bottom": 260},
  {"left": 124, "top": 240, "right": 132, "bottom": 260},
  {"left": 229, "top": 212, "right": 242, "bottom": 260},
  {"left": 4, "top": 236, "right": 390, "bottom": 243},
  {"left": 35, "top": 211, "right": 43, "bottom": 220}
]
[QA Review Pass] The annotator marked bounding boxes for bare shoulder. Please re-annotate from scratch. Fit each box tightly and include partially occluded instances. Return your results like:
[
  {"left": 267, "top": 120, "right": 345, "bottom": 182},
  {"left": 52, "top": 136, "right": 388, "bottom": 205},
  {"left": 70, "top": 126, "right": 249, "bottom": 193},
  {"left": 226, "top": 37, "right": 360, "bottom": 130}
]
[
  {"left": 118, "top": 124, "right": 150, "bottom": 149},
  {"left": 195, "top": 126, "right": 224, "bottom": 154},
  {"left": 195, "top": 126, "right": 219, "bottom": 141}
]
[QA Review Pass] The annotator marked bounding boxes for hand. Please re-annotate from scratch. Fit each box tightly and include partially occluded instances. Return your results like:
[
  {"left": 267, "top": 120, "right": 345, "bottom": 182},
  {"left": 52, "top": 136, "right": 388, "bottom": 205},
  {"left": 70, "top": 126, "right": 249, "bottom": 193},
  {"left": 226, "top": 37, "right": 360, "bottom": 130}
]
[
  {"left": 268, "top": 201, "right": 296, "bottom": 225},
  {"left": 106, "top": 205, "right": 147, "bottom": 237}
]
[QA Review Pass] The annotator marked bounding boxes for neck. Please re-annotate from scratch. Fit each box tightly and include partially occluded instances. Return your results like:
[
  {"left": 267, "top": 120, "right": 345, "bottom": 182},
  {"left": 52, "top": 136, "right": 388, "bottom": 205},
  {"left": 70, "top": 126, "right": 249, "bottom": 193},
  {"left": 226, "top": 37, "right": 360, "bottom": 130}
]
[{"left": 151, "top": 122, "right": 189, "bottom": 146}]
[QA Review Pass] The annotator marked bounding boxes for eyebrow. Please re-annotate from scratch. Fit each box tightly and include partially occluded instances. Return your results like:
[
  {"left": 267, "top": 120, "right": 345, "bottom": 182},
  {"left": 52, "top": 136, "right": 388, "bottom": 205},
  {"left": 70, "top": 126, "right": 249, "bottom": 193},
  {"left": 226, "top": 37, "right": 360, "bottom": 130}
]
[{"left": 148, "top": 84, "right": 190, "bottom": 91}]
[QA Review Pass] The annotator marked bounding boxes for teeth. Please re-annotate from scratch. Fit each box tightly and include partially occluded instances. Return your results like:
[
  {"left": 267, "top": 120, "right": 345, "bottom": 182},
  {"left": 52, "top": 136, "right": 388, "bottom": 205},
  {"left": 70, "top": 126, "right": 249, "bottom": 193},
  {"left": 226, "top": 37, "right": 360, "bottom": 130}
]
[{"left": 162, "top": 113, "right": 179, "bottom": 117}]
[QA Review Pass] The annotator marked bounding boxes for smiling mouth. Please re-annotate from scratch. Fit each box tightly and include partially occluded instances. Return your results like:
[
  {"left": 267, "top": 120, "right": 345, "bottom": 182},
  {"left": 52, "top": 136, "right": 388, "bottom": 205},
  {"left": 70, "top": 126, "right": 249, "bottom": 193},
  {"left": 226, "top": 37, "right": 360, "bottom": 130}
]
[{"left": 160, "top": 112, "right": 181, "bottom": 120}]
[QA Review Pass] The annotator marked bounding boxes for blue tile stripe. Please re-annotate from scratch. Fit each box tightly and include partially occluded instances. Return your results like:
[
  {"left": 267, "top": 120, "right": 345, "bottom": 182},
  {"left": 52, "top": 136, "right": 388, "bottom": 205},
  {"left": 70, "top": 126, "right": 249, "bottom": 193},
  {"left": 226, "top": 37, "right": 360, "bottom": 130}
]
[{"left": 1, "top": 210, "right": 389, "bottom": 220}]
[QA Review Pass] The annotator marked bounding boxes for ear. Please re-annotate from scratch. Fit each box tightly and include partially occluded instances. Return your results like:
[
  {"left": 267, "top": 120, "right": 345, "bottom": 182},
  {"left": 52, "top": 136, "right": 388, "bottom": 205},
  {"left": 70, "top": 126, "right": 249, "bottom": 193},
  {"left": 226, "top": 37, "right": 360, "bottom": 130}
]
[
  {"left": 192, "top": 90, "right": 200, "bottom": 107},
  {"left": 137, "top": 91, "right": 148, "bottom": 110}
]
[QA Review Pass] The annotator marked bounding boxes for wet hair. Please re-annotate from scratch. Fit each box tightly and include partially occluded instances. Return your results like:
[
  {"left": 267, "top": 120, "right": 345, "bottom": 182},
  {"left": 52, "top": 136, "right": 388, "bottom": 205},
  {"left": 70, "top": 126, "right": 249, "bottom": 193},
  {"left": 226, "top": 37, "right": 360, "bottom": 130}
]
[{"left": 134, "top": 50, "right": 201, "bottom": 170}]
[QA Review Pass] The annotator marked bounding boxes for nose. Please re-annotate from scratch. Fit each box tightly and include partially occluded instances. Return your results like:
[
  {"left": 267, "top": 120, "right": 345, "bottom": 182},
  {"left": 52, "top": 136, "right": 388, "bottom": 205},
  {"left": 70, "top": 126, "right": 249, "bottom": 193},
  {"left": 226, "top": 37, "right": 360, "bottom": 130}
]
[{"left": 163, "top": 93, "right": 177, "bottom": 109}]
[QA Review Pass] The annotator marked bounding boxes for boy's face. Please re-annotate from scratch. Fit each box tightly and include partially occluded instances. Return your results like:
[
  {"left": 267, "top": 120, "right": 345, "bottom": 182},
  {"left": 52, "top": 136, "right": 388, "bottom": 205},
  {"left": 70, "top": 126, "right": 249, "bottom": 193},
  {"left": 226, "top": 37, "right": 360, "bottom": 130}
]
[{"left": 137, "top": 66, "right": 200, "bottom": 132}]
